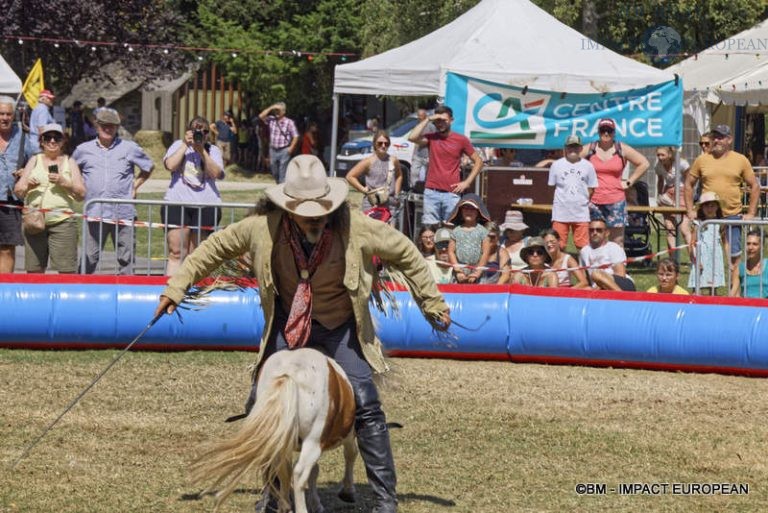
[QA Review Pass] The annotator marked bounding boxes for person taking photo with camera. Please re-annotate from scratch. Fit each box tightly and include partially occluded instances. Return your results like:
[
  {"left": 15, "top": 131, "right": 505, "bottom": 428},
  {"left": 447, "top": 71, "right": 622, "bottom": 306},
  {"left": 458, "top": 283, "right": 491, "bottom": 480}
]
[{"left": 162, "top": 116, "right": 225, "bottom": 276}]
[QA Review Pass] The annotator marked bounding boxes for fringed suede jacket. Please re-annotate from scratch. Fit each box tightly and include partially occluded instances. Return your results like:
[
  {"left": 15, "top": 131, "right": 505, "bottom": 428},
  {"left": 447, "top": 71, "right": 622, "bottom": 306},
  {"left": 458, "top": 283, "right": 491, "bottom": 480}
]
[{"left": 162, "top": 208, "right": 449, "bottom": 374}]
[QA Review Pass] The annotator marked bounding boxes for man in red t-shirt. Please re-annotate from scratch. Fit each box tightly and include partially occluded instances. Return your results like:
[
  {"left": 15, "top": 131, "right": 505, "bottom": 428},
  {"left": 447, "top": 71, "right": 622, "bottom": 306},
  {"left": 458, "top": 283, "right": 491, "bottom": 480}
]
[{"left": 410, "top": 105, "right": 483, "bottom": 226}]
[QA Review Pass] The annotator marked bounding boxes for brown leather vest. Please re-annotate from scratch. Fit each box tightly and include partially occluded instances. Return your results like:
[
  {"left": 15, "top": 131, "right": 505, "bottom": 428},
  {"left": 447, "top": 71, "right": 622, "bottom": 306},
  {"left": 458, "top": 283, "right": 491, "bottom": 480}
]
[{"left": 273, "top": 228, "right": 353, "bottom": 330}]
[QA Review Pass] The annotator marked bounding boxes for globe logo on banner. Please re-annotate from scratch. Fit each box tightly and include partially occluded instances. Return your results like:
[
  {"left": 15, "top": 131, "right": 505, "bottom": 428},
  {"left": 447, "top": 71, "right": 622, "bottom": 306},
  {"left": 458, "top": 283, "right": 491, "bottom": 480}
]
[
  {"left": 643, "top": 25, "right": 682, "bottom": 65},
  {"left": 467, "top": 84, "right": 549, "bottom": 146}
]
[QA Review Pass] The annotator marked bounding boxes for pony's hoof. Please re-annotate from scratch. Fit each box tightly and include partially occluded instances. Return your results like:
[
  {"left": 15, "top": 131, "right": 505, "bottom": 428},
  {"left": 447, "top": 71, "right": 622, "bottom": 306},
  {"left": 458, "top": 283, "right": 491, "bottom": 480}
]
[
  {"left": 337, "top": 489, "right": 356, "bottom": 503},
  {"left": 254, "top": 494, "right": 278, "bottom": 513}
]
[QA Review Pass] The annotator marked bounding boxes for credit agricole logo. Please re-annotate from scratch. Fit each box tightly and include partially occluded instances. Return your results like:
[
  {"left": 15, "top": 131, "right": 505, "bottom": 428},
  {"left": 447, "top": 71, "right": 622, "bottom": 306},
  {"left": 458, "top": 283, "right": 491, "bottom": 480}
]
[{"left": 467, "top": 83, "right": 549, "bottom": 146}]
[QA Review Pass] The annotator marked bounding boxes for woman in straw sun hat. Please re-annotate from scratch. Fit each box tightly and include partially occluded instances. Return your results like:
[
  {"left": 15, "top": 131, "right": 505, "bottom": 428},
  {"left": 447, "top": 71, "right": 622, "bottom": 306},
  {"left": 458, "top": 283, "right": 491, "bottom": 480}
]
[
  {"left": 156, "top": 155, "right": 451, "bottom": 512},
  {"left": 497, "top": 210, "right": 529, "bottom": 284}
]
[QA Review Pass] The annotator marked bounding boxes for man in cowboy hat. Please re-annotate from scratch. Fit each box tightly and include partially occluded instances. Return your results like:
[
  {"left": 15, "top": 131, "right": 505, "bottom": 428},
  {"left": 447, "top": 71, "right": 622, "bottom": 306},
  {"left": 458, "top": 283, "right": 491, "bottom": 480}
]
[{"left": 155, "top": 155, "right": 451, "bottom": 513}]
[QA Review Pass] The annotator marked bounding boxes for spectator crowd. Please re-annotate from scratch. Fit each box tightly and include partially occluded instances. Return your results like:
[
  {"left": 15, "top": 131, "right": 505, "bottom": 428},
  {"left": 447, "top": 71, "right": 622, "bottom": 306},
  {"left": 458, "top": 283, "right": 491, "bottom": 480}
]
[{"left": 2, "top": 92, "right": 767, "bottom": 299}]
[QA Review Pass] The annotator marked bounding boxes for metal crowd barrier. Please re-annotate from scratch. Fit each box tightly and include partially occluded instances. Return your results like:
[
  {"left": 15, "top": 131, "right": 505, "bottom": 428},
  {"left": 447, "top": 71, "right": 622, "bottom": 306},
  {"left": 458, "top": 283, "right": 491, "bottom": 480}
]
[
  {"left": 80, "top": 198, "right": 254, "bottom": 275},
  {"left": 693, "top": 218, "right": 768, "bottom": 296}
]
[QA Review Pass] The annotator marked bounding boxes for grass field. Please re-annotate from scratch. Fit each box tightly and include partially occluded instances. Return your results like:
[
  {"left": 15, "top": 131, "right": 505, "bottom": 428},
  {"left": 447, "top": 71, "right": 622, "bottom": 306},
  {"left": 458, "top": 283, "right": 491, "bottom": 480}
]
[{"left": 2, "top": 350, "right": 767, "bottom": 512}]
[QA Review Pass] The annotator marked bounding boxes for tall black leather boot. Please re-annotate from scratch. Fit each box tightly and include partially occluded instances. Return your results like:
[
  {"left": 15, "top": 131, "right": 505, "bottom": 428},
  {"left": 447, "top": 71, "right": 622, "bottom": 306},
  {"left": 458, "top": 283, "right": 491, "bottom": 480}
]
[{"left": 353, "top": 379, "right": 398, "bottom": 513}]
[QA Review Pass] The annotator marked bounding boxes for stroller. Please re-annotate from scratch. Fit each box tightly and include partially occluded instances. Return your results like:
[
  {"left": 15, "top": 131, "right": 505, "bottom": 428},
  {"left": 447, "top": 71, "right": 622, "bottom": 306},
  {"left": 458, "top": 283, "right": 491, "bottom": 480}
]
[
  {"left": 363, "top": 194, "right": 406, "bottom": 271},
  {"left": 624, "top": 181, "right": 653, "bottom": 264}
]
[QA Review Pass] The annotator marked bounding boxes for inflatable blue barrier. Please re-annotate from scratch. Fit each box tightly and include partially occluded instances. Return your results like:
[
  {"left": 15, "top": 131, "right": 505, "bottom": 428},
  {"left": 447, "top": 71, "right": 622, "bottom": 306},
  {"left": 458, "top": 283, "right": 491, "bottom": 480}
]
[{"left": 2, "top": 275, "right": 768, "bottom": 377}]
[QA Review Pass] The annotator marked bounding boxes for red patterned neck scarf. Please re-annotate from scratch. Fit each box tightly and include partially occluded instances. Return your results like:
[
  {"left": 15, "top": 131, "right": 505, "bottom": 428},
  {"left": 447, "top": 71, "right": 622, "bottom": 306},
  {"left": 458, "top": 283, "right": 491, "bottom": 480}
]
[{"left": 281, "top": 215, "right": 333, "bottom": 348}]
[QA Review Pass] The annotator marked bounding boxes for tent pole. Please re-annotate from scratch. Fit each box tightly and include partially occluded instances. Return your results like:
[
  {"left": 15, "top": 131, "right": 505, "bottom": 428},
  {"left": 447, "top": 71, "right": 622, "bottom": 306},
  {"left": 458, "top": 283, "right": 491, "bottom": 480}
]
[{"left": 330, "top": 93, "right": 340, "bottom": 177}]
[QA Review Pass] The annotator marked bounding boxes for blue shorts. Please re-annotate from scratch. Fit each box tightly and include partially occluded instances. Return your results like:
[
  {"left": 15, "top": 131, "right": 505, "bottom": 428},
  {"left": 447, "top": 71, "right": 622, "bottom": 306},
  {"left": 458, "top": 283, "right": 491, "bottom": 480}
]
[
  {"left": 724, "top": 215, "right": 742, "bottom": 257},
  {"left": 589, "top": 200, "right": 627, "bottom": 227},
  {"left": 422, "top": 188, "right": 460, "bottom": 226}
]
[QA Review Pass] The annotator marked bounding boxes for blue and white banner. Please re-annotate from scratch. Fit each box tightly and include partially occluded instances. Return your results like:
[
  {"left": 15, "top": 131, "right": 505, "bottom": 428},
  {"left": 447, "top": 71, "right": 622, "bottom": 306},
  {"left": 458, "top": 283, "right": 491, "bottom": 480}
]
[{"left": 444, "top": 72, "right": 682, "bottom": 148}]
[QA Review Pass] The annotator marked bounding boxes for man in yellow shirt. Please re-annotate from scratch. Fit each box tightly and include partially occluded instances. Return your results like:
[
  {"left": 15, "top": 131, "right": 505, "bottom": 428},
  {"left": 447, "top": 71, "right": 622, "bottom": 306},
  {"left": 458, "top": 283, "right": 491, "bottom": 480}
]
[{"left": 684, "top": 124, "right": 759, "bottom": 266}]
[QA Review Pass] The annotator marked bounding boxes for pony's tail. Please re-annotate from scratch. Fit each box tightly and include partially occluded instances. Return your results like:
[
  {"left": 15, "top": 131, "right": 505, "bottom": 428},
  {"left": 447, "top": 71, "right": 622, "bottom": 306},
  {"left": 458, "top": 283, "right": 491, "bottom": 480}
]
[{"left": 190, "top": 374, "right": 299, "bottom": 509}]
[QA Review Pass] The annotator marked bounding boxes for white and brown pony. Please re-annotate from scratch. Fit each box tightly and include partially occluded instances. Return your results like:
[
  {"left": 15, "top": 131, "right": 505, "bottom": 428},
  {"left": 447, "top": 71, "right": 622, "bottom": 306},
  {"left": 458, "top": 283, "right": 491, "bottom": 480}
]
[{"left": 191, "top": 348, "right": 358, "bottom": 513}]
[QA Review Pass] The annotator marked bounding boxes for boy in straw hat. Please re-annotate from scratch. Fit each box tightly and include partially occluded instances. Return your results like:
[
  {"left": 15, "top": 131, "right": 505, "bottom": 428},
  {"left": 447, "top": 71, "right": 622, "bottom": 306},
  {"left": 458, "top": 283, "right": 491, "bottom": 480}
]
[{"left": 156, "top": 155, "right": 451, "bottom": 512}]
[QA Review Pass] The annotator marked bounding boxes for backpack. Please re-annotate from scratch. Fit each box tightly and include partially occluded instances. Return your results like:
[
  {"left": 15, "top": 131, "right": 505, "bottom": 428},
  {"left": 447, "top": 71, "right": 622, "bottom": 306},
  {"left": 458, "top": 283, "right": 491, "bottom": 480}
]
[{"left": 586, "top": 141, "right": 626, "bottom": 168}]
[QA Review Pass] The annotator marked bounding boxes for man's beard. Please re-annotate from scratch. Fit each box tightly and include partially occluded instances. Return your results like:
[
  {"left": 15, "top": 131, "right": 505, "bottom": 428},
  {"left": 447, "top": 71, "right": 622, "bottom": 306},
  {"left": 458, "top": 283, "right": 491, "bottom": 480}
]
[{"left": 304, "top": 228, "right": 323, "bottom": 244}]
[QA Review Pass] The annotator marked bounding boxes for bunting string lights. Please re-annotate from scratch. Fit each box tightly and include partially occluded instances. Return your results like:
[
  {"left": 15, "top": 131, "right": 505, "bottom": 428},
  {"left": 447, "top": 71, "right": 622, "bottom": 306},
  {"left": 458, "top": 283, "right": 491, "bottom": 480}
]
[{"left": 2, "top": 35, "right": 357, "bottom": 62}]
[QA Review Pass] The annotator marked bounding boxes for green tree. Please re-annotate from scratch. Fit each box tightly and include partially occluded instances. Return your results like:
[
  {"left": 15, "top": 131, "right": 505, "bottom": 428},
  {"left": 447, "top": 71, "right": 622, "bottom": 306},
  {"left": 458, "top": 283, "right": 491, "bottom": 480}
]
[
  {"left": 1, "top": 0, "right": 186, "bottom": 94},
  {"left": 535, "top": 0, "right": 767, "bottom": 66},
  {"left": 192, "top": 0, "right": 362, "bottom": 117}
]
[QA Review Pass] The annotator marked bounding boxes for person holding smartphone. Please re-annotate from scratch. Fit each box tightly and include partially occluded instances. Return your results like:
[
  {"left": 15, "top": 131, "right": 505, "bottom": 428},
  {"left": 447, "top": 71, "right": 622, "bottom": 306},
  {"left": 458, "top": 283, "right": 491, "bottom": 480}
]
[{"left": 14, "top": 123, "right": 85, "bottom": 273}]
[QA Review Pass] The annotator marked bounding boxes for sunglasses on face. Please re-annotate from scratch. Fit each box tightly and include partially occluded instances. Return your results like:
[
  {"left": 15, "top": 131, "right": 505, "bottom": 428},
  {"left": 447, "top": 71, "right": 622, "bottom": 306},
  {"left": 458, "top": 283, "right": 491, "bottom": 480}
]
[
  {"left": 376, "top": 141, "right": 390, "bottom": 147},
  {"left": 599, "top": 128, "right": 615, "bottom": 135},
  {"left": 699, "top": 141, "right": 711, "bottom": 147},
  {"left": 42, "top": 134, "right": 63, "bottom": 143},
  {"left": 527, "top": 248, "right": 545, "bottom": 256},
  {"left": 589, "top": 227, "right": 605, "bottom": 233}
]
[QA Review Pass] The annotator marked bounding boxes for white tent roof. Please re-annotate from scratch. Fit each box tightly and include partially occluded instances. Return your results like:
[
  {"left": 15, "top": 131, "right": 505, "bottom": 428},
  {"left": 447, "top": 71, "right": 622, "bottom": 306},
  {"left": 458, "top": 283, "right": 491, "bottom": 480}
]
[
  {"left": 334, "top": 0, "right": 674, "bottom": 97},
  {"left": 0, "top": 54, "right": 22, "bottom": 95},
  {"left": 666, "top": 18, "right": 768, "bottom": 105}
]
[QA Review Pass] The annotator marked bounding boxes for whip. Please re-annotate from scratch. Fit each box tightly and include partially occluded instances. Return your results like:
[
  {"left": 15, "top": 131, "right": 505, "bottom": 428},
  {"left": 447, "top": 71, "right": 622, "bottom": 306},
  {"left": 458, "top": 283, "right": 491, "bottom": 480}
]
[{"left": 11, "top": 311, "right": 165, "bottom": 469}]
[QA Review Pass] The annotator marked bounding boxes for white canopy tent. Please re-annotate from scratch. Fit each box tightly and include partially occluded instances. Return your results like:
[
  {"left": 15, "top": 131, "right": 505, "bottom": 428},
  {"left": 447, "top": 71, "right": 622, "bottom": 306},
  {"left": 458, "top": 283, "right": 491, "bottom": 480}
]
[
  {"left": 330, "top": 0, "right": 678, "bottom": 170},
  {"left": 0, "top": 54, "right": 22, "bottom": 95},
  {"left": 667, "top": 18, "right": 768, "bottom": 106},
  {"left": 667, "top": 17, "right": 768, "bottom": 134}
]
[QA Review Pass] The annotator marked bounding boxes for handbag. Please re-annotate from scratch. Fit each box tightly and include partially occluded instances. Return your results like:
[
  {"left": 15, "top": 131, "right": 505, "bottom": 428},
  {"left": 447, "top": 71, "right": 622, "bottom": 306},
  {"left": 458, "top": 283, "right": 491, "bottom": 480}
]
[
  {"left": 366, "top": 157, "right": 396, "bottom": 206},
  {"left": 22, "top": 208, "right": 45, "bottom": 235},
  {"left": 21, "top": 155, "right": 47, "bottom": 235}
]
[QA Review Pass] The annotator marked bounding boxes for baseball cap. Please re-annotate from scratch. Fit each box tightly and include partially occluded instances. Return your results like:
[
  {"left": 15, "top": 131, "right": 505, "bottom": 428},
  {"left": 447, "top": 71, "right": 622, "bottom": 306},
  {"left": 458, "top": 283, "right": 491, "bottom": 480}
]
[
  {"left": 598, "top": 118, "right": 616, "bottom": 130},
  {"left": 565, "top": 134, "right": 582, "bottom": 146},
  {"left": 434, "top": 227, "right": 453, "bottom": 244},
  {"left": 710, "top": 124, "right": 731, "bottom": 137},
  {"left": 40, "top": 123, "right": 63, "bottom": 136},
  {"left": 96, "top": 108, "right": 121, "bottom": 125}
]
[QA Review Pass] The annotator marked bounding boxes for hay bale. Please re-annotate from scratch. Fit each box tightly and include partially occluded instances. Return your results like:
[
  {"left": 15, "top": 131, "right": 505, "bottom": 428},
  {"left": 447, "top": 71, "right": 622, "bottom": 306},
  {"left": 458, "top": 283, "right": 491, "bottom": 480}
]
[{"left": 135, "top": 130, "right": 173, "bottom": 179}]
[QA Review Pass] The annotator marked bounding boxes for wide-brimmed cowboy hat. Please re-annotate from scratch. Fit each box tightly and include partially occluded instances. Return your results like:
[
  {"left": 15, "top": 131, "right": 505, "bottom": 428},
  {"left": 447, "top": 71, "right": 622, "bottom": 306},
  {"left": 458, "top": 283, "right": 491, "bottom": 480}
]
[
  {"left": 265, "top": 155, "right": 348, "bottom": 217},
  {"left": 519, "top": 236, "right": 552, "bottom": 264},
  {"left": 446, "top": 193, "right": 491, "bottom": 226}
]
